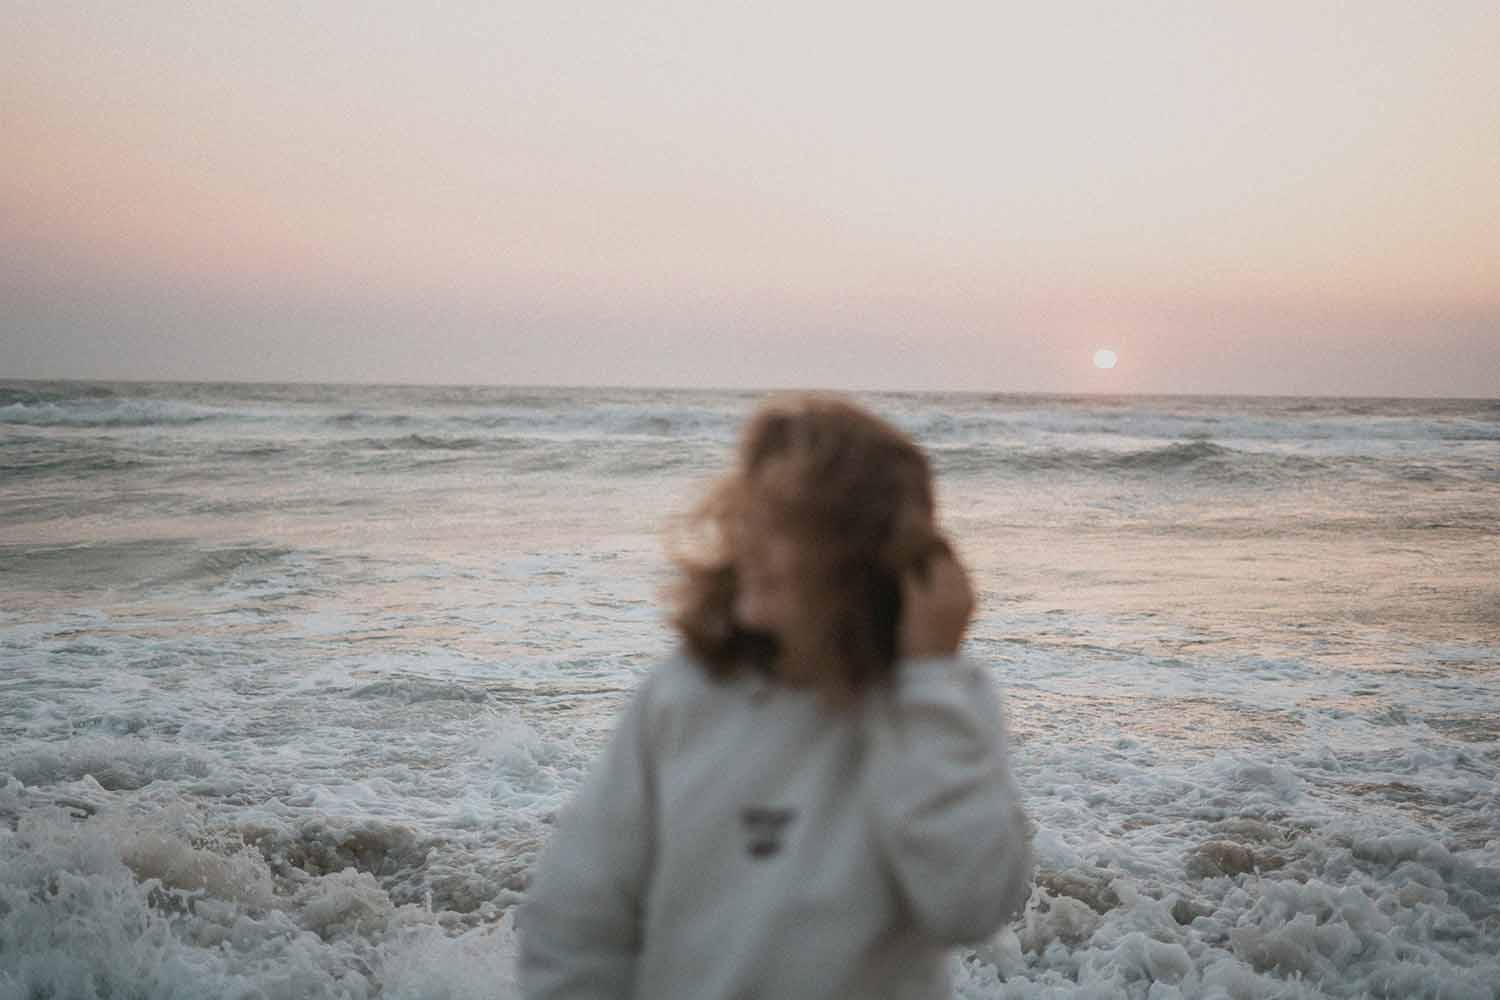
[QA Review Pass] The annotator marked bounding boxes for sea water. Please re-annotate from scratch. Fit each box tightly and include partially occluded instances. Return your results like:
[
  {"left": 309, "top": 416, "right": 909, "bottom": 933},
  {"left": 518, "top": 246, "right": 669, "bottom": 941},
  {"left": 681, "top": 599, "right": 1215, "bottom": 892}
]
[{"left": 1, "top": 380, "right": 1496, "bottom": 999}]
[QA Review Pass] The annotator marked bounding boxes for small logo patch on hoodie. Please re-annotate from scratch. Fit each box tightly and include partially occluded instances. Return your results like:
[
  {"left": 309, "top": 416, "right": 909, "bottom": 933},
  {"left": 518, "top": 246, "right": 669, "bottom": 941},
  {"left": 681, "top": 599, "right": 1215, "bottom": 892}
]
[{"left": 740, "top": 806, "right": 797, "bottom": 859}]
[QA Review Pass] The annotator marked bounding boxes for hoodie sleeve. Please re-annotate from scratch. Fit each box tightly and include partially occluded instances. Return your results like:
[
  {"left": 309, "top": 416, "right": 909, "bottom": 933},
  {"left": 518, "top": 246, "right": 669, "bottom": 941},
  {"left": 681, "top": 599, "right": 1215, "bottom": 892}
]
[
  {"left": 519, "top": 677, "right": 657, "bottom": 1000},
  {"left": 863, "top": 656, "right": 1034, "bottom": 945}
]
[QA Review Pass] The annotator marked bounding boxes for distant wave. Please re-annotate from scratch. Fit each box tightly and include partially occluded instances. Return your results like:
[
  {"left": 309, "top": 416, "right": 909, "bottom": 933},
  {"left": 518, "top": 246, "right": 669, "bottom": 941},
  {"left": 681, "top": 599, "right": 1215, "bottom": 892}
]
[
  {"left": 0, "top": 435, "right": 152, "bottom": 479},
  {"left": 323, "top": 411, "right": 417, "bottom": 428},
  {"left": 1105, "top": 439, "right": 1232, "bottom": 470},
  {"left": 0, "top": 540, "right": 311, "bottom": 597},
  {"left": 0, "top": 384, "right": 118, "bottom": 407},
  {"left": 930, "top": 439, "right": 1337, "bottom": 482},
  {"left": 906, "top": 411, "right": 1500, "bottom": 445},
  {"left": 0, "top": 398, "right": 246, "bottom": 427},
  {"left": 355, "top": 433, "right": 505, "bottom": 452},
  {"left": 437, "top": 407, "right": 736, "bottom": 439}
]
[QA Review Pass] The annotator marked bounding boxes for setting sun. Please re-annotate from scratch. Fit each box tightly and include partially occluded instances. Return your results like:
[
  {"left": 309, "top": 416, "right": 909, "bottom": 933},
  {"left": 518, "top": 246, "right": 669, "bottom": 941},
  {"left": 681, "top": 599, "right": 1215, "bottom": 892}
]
[{"left": 1092, "top": 348, "right": 1118, "bottom": 370}]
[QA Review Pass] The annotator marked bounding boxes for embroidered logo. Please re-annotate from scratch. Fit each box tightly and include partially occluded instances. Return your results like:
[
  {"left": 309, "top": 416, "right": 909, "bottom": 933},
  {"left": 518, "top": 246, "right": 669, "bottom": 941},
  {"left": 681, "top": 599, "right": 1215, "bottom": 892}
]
[{"left": 740, "top": 806, "right": 797, "bottom": 859}]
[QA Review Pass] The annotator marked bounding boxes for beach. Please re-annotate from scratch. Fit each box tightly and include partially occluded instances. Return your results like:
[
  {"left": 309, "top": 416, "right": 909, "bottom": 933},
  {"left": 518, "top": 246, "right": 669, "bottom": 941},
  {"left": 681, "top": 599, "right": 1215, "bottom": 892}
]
[{"left": 2, "top": 380, "right": 1497, "bottom": 998}]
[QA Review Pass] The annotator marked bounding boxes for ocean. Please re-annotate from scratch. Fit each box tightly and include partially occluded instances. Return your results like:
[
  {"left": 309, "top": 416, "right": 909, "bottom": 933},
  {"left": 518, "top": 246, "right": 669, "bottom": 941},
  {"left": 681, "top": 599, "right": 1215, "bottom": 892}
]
[{"left": 1, "top": 379, "right": 1497, "bottom": 998}]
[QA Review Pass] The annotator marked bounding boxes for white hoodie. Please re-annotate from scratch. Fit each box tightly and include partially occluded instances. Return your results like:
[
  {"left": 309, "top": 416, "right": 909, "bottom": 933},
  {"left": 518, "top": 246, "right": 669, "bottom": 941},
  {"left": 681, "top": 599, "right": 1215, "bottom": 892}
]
[{"left": 518, "top": 649, "right": 1033, "bottom": 1000}]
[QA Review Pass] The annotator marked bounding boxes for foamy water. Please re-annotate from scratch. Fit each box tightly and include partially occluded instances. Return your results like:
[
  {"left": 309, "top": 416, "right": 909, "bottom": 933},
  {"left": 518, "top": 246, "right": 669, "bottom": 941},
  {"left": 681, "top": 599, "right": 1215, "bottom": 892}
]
[{"left": 2, "top": 381, "right": 1497, "bottom": 998}]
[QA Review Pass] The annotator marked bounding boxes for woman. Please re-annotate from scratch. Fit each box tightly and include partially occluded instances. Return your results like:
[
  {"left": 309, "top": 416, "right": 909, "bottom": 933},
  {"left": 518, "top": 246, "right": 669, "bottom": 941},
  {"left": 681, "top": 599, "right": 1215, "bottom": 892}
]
[{"left": 519, "top": 393, "right": 1033, "bottom": 999}]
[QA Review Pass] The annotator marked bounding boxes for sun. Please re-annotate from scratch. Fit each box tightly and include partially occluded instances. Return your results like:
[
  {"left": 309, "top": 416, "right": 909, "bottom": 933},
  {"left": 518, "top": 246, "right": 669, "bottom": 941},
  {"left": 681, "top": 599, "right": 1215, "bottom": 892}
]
[{"left": 1092, "top": 348, "right": 1118, "bottom": 370}]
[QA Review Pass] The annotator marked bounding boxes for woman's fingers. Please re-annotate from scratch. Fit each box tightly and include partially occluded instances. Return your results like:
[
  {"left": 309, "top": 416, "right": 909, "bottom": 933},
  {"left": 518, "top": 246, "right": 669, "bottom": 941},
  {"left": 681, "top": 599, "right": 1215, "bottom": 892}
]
[
  {"left": 899, "top": 552, "right": 975, "bottom": 660},
  {"left": 903, "top": 552, "right": 970, "bottom": 603}
]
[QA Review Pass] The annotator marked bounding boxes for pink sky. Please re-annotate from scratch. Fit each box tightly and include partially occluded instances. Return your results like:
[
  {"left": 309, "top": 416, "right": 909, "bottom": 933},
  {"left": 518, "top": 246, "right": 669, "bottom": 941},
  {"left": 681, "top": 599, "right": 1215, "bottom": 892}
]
[{"left": 3, "top": 2, "right": 1497, "bottom": 394}]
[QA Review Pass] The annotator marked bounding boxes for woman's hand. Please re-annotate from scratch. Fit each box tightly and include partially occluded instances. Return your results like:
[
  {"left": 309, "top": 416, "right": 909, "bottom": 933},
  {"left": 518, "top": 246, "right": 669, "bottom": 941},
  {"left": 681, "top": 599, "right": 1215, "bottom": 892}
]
[{"left": 898, "top": 550, "right": 975, "bottom": 660}]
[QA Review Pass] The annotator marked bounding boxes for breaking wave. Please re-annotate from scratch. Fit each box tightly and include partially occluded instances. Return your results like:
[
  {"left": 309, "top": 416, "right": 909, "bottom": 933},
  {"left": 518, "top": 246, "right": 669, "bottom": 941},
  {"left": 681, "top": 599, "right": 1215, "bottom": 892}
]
[
  {"left": 0, "top": 397, "right": 254, "bottom": 428},
  {"left": 931, "top": 439, "right": 1334, "bottom": 482}
]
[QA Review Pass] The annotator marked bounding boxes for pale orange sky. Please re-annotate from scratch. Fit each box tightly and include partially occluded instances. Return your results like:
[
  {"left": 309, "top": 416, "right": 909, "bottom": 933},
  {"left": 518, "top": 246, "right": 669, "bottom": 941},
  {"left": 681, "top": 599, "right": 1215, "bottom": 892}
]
[{"left": 3, "top": 1, "right": 1498, "bottom": 394}]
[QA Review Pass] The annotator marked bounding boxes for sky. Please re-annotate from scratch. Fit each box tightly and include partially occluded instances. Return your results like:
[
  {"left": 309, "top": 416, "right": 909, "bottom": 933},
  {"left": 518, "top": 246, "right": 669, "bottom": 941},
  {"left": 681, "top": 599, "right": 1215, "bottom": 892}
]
[{"left": 2, "top": 1, "right": 1497, "bottom": 395}]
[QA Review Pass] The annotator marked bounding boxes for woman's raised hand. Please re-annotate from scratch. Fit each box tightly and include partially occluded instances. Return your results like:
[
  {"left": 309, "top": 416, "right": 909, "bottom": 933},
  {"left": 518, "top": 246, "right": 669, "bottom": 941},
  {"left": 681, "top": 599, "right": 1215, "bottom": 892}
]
[{"left": 898, "top": 550, "right": 975, "bottom": 660}]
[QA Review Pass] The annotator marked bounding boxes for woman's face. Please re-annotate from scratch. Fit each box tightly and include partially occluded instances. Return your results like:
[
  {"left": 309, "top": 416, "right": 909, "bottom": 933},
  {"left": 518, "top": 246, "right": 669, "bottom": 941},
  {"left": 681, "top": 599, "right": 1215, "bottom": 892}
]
[
  {"left": 730, "top": 463, "right": 840, "bottom": 683},
  {"left": 733, "top": 525, "right": 845, "bottom": 687},
  {"left": 732, "top": 524, "right": 808, "bottom": 641}
]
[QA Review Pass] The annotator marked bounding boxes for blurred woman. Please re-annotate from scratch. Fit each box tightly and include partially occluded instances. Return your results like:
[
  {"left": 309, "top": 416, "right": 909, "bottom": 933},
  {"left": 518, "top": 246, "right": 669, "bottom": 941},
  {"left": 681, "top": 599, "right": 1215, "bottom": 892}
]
[{"left": 519, "top": 393, "right": 1033, "bottom": 999}]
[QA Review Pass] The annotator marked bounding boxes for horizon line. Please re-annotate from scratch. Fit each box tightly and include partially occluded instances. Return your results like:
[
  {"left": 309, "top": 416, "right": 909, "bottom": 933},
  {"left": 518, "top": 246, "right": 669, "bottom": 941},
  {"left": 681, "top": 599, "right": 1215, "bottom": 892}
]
[{"left": 1, "top": 373, "right": 1496, "bottom": 404}]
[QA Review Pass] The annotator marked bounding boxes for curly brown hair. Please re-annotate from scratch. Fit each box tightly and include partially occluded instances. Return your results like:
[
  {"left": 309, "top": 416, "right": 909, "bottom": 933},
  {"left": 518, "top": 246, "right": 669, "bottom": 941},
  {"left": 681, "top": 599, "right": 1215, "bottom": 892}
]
[{"left": 666, "top": 393, "right": 950, "bottom": 697}]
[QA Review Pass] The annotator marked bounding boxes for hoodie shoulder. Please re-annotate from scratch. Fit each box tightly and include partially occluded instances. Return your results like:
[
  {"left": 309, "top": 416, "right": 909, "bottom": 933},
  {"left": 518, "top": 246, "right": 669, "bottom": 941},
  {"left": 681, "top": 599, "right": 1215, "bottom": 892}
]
[
  {"left": 632, "top": 645, "right": 741, "bottom": 754},
  {"left": 642, "top": 645, "right": 718, "bottom": 708}
]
